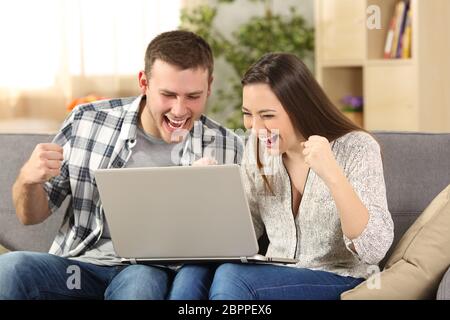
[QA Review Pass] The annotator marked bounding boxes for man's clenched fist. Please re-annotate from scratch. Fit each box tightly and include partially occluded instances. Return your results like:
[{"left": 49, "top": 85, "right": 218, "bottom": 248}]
[{"left": 21, "top": 143, "right": 64, "bottom": 184}]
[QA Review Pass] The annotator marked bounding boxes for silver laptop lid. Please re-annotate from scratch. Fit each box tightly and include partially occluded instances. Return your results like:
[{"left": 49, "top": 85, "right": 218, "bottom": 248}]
[{"left": 94, "top": 164, "right": 259, "bottom": 259}]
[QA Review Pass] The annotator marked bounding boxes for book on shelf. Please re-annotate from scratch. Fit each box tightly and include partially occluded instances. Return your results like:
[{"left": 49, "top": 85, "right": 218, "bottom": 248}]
[
  {"left": 401, "top": 6, "right": 413, "bottom": 58},
  {"left": 390, "top": 1, "right": 405, "bottom": 58},
  {"left": 396, "top": 0, "right": 410, "bottom": 58},
  {"left": 384, "top": 14, "right": 396, "bottom": 59},
  {"left": 384, "top": 0, "right": 412, "bottom": 59}
]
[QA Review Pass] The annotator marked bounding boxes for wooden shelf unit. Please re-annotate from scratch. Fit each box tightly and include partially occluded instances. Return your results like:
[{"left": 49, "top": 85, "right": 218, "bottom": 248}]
[{"left": 315, "top": 0, "right": 450, "bottom": 132}]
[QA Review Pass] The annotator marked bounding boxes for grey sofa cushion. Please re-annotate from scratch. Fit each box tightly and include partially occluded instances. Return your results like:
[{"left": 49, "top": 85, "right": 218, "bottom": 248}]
[
  {"left": 0, "top": 206, "right": 65, "bottom": 252},
  {"left": 373, "top": 132, "right": 450, "bottom": 267},
  {"left": 437, "top": 267, "right": 450, "bottom": 300},
  {"left": 0, "top": 133, "right": 64, "bottom": 252}
]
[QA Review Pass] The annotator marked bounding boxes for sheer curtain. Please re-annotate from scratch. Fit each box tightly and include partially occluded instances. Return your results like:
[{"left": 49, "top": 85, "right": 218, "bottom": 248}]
[{"left": 0, "top": 0, "right": 181, "bottom": 130}]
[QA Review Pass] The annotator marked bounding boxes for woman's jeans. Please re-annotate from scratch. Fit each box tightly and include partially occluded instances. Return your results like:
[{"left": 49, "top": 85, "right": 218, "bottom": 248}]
[
  {"left": 209, "top": 263, "right": 365, "bottom": 300},
  {"left": 0, "top": 251, "right": 215, "bottom": 300}
]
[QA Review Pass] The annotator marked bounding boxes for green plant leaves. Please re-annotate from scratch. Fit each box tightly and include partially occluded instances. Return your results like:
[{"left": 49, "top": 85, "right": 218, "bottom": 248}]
[{"left": 180, "top": 1, "right": 314, "bottom": 129}]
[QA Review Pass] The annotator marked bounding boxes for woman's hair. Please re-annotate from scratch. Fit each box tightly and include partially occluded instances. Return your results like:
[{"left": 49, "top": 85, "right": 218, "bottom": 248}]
[{"left": 241, "top": 53, "right": 365, "bottom": 192}]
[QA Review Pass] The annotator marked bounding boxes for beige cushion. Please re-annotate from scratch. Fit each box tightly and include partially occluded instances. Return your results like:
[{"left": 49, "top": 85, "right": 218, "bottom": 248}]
[
  {"left": 0, "top": 243, "right": 10, "bottom": 255},
  {"left": 341, "top": 184, "right": 450, "bottom": 300}
]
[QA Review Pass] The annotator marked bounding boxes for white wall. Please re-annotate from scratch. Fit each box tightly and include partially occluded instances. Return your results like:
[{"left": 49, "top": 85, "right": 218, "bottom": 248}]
[{"left": 213, "top": 0, "right": 314, "bottom": 38}]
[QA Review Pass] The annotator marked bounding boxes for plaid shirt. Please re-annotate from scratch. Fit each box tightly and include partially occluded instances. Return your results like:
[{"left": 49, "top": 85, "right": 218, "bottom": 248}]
[{"left": 44, "top": 95, "right": 243, "bottom": 258}]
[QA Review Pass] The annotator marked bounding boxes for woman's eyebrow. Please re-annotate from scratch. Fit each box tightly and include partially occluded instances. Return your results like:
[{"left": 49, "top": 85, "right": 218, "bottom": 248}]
[
  {"left": 242, "top": 107, "right": 277, "bottom": 113},
  {"left": 259, "top": 109, "right": 276, "bottom": 113}
]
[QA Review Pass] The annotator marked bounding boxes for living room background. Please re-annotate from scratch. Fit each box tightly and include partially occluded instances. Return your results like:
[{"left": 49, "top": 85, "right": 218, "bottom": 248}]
[{"left": 0, "top": 0, "right": 181, "bottom": 132}]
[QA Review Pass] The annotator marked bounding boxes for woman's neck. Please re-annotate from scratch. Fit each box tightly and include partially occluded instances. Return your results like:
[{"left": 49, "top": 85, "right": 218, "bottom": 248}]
[{"left": 284, "top": 142, "right": 305, "bottom": 163}]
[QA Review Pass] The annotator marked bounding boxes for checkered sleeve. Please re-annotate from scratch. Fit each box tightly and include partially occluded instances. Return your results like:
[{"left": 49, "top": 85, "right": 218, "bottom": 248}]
[
  {"left": 223, "top": 132, "right": 244, "bottom": 165},
  {"left": 43, "top": 110, "right": 74, "bottom": 213}
]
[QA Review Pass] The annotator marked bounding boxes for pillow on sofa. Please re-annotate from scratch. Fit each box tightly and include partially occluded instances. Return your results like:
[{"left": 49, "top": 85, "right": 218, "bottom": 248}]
[
  {"left": 341, "top": 184, "right": 450, "bottom": 300},
  {"left": 0, "top": 243, "right": 10, "bottom": 255}
]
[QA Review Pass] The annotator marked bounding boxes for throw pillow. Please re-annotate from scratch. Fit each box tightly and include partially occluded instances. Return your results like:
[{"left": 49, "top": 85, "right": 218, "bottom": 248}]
[{"left": 341, "top": 184, "right": 450, "bottom": 299}]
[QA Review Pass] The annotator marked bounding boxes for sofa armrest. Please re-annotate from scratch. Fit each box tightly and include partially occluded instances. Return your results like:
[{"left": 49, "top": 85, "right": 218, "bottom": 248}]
[
  {"left": 437, "top": 267, "right": 450, "bottom": 300},
  {"left": 0, "top": 244, "right": 10, "bottom": 255}
]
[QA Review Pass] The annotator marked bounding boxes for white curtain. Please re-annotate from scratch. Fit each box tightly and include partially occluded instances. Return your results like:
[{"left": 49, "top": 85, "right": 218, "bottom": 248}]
[{"left": 0, "top": 0, "right": 181, "bottom": 127}]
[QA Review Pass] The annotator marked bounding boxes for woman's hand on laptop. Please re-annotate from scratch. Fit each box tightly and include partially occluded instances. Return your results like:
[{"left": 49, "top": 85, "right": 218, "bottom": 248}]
[{"left": 192, "top": 157, "right": 218, "bottom": 166}]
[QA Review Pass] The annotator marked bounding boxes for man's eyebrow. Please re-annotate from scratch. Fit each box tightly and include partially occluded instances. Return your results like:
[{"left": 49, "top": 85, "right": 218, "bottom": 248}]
[
  {"left": 159, "top": 89, "right": 203, "bottom": 95},
  {"left": 159, "top": 89, "right": 176, "bottom": 96},
  {"left": 186, "top": 91, "right": 203, "bottom": 96}
]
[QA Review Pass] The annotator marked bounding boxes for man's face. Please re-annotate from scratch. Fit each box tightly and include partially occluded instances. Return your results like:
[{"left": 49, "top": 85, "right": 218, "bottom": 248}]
[{"left": 139, "top": 59, "right": 212, "bottom": 144}]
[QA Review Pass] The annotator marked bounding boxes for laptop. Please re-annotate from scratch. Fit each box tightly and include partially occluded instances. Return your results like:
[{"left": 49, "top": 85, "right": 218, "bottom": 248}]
[{"left": 94, "top": 164, "right": 298, "bottom": 265}]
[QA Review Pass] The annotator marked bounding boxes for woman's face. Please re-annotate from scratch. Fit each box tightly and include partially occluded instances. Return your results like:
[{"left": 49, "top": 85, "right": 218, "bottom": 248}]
[{"left": 242, "top": 83, "right": 303, "bottom": 155}]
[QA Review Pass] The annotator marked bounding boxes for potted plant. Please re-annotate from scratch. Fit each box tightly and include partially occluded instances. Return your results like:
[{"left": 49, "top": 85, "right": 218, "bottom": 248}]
[
  {"left": 180, "top": 0, "right": 314, "bottom": 129},
  {"left": 341, "top": 95, "right": 364, "bottom": 127}
]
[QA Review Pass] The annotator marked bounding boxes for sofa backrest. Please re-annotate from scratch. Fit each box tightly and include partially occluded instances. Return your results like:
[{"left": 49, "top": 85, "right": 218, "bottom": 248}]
[
  {"left": 0, "top": 133, "right": 64, "bottom": 252},
  {"left": 1, "top": 132, "right": 450, "bottom": 260},
  {"left": 373, "top": 132, "right": 450, "bottom": 266}
]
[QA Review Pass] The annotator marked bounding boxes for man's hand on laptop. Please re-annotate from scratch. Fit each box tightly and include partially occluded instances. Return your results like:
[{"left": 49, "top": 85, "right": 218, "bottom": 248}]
[
  {"left": 192, "top": 157, "right": 218, "bottom": 166},
  {"left": 21, "top": 143, "right": 64, "bottom": 184}
]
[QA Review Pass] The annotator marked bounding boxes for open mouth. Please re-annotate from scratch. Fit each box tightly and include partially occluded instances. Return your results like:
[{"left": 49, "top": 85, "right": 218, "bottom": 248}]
[
  {"left": 163, "top": 115, "right": 189, "bottom": 131},
  {"left": 259, "top": 132, "right": 279, "bottom": 148}
]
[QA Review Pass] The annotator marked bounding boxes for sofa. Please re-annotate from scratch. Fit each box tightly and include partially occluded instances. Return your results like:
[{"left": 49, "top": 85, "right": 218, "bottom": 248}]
[{"left": 0, "top": 131, "right": 449, "bottom": 299}]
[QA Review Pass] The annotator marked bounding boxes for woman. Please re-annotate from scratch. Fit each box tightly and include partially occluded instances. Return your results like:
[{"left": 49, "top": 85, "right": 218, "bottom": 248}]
[{"left": 208, "top": 53, "right": 394, "bottom": 300}]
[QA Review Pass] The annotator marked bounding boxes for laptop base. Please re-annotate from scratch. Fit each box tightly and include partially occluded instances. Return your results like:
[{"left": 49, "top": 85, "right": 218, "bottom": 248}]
[{"left": 121, "top": 254, "right": 298, "bottom": 265}]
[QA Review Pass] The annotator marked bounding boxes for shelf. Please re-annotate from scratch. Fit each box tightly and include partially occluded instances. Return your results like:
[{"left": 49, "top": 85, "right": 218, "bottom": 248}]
[
  {"left": 320, "top": 60, "right": 365, "bottom": 68},
  {"left": 316, "top": 0, "right": 450, "bottom": 132},
  {"left": 321, "top": 59, "right": 415, "bottom": 68},
  {"left": 364, "top": 63, "right": 417, "bottom": 131},
  {"left": 321, "top": 67, "right": 363, "bottom": 128},
  {"left": 342, "top": 111, "right": 364, "bottom": 128},
  {"left": 366, "top": 59, "right": 415, "bottom": 67},
  {"left": 316, "top": 0, "right": 366, "bottom": 62}
]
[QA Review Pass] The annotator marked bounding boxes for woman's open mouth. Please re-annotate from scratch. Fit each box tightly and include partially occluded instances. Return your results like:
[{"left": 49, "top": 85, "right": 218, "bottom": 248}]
[{"left": 259, "top": 132, "right": 279, "bottom": 149}]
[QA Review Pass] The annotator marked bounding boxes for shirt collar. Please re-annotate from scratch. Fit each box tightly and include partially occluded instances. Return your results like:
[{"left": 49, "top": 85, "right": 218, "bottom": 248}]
[{"left": 118, "top": 95, "right": 143, "bottom": 142}]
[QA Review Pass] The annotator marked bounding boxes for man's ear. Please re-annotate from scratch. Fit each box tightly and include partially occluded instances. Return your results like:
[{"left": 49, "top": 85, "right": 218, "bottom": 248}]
[
  {"left": 207, "top": 76, "right": 214, "bottom": 97},
  {"left": 138, "top": 71, "right": 148, "bottom": 95}
]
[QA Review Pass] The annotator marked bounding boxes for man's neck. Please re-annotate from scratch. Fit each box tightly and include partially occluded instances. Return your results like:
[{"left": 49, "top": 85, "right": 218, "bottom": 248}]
[{"left": 138, "top": 96, "right": 160, "bottom": 138}]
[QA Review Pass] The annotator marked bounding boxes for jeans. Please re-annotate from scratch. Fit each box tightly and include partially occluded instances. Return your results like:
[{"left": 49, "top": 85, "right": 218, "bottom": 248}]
[
  {"left": 209, "top": 263, "right": 365, "bottom": 300},
  {"left": 0, "top": 251, "right": 215, "bottom": 300}
]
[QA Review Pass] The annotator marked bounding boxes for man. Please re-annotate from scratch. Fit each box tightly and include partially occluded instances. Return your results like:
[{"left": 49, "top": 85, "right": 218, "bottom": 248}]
[{"left": 0, "top": 30, "right": 243, "bottom": 300}]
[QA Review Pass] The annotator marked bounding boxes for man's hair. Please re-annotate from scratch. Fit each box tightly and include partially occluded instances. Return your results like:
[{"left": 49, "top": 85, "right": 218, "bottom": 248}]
[{"left": 144, "top": 30, "right": 213, "bottom": 78}]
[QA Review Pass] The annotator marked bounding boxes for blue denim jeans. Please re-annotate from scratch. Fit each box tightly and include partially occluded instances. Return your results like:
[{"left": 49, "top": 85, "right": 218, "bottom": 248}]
[
  {"left": 0, "top": 251, "right": 215, "bottom": 300},
  {"left": 209, "top": 263, "right": 365, "bottom": 300}
]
